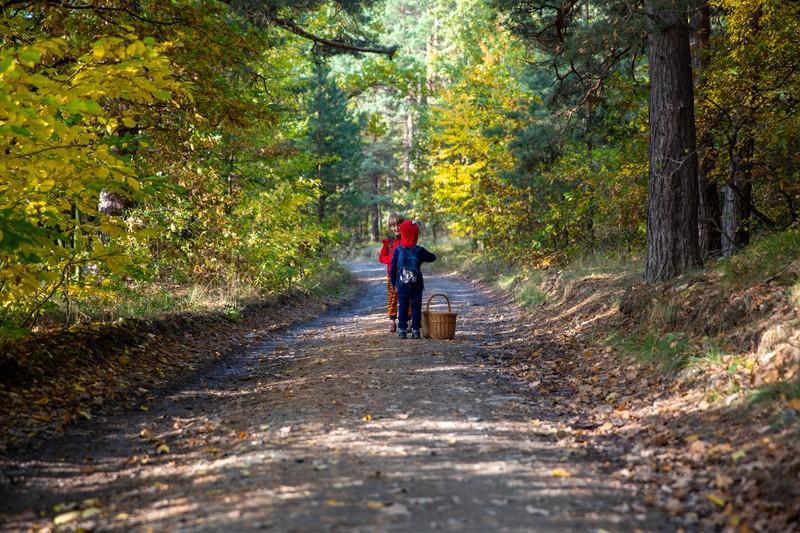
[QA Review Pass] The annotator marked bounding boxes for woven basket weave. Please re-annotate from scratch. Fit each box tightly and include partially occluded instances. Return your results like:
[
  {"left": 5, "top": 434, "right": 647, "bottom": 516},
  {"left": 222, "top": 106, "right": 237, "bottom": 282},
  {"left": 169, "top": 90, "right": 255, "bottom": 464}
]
[{"left": 421, "top": 293, "right": 457, "bottom": 340}]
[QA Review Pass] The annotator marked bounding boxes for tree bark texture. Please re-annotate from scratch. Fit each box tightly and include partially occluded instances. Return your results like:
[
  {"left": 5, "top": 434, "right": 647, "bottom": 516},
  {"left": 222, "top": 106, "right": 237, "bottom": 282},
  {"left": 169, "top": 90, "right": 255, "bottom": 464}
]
[
  {"left": 721, "top": 136, "right": 754, "bottom": 256},
  {"left": 691, "top": 1, "right": 721, "bottom": 258},
  {"left": 644, "top": 0, "right": 702, "bottom": 282},
  {"left": 98, "top": 191, "right": 128, "bottom": 216},
  {"left": 698, "top": 175, "right": 721, "bottom": 257},
  {"left": 402, "top": 96, "right": 414, "bottom": 181},
  {"left": 370, "top": 174, "right": 380, "bottom": 242}
]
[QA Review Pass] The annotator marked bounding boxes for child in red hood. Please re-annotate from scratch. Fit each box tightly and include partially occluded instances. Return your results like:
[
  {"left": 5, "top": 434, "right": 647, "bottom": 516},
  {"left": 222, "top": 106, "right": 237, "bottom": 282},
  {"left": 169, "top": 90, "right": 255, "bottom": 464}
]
[
  {"left": 390, "top": 220, "right": 437, "bottom": 339},
  {"left": 379, "top": 213, "right": 404, "bottom": 332}
]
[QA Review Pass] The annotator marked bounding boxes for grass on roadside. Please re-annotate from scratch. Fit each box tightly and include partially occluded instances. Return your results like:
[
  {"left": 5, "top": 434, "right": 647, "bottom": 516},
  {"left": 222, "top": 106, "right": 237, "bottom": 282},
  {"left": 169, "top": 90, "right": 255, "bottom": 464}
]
[
  {"left": 425, "top": 239, "right": 549, "bottom": 307},
  {"left": 606, "top": 329, "right": 690, "bottom": 372},
  {"left": 35, "top": 260, "right": 353, "bottom": 331},
  {"left": 719, "top": 229, "right": 800, "bottom": 286}
]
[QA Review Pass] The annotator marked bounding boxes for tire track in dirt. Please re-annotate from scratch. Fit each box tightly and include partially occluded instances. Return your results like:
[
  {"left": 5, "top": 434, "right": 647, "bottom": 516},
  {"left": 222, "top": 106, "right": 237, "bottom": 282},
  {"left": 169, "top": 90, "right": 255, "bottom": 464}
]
[{"left": 1, "top": 262, "right": 667, "bottom": 532}]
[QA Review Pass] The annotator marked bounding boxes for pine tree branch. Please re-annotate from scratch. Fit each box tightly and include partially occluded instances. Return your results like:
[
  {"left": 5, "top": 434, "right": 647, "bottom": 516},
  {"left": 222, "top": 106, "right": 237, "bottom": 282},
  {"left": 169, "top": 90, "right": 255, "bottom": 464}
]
[{"left": 269, "top": 16, "right": 397, "bottom": 58}]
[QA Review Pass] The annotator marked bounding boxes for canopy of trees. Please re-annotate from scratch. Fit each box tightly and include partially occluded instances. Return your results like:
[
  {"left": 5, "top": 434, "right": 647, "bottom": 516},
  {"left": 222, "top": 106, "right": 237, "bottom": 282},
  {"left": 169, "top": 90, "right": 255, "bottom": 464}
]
[{"left": 2, "top": 0, "right": 798, "bottom": 334}]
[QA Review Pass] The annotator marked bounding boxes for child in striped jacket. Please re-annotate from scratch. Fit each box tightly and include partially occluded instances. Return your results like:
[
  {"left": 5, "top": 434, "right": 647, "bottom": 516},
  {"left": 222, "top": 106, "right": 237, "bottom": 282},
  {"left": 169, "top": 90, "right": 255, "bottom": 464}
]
[{"left": 379, "top": 213, "right": 405, "bottom": 332}]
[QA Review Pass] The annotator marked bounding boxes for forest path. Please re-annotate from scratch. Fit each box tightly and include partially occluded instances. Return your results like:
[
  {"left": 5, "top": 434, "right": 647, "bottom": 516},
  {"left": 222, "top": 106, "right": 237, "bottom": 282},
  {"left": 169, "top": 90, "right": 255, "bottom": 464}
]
[{"left": 1, "top": 263, "right": 664, "bottom": 532}]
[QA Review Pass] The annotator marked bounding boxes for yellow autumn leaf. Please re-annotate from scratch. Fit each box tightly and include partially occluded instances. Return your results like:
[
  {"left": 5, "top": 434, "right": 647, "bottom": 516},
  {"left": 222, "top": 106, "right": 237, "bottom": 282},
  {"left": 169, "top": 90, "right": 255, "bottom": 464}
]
[
  {"left": 81, "top": 507, "right": 102, "bottom": 518},
  {"left": 367, "top": 500, "right": 384, "bottom": 509},
  {"left": 707, "top": 493, "right": 726, "bottom": 507},
  {"left": 551, "top": 468, "right": 571, "bottom": 478},
  {"left": 156, "top": 443, "right": 170, "bottom": 454},
  {"left": 325, "top": 499, "right": 345, "bottom": 507},
  {"left": 53, "top": 511, "right": 81, "bottom": 525},
  {"left": 37, "top": 178, "right": 55, "bottom": 192}
]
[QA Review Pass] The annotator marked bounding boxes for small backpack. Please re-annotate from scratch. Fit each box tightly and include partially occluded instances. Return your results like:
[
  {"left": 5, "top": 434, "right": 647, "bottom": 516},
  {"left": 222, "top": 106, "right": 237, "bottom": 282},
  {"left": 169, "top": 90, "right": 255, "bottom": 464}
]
[{"left": 397, "top": 245, "right": 421, "bottom": 287}]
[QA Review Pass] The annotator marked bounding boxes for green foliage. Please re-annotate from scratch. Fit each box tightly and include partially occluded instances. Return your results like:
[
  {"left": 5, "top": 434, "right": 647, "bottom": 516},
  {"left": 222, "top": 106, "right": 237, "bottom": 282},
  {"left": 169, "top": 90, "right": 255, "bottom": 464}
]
[
  {"left": 223, "top": 303, "right": 243, "bottom": 322},
  {"left": 427, "top": 29, "right": 533, "bottom": 258},
  {"left": 700, "top": 0, "right": 800, "bottom": 233},
  {"left": 516, "top": 276, "right": 547, "bottom": 307},
  {"left": 298, "top": 259, "right": 354, "bottom": 297},
  {"left": 618, "top": 331, "right": 691, "bottom": 372},
  {"left": 306, "top": 58, "right": 364, "bottom": 225},
  {"left": 688, "top": 340, "right": 727, "bottom": 366},
  {"left": 0, "top": 0, "right": 370, "bottom": 334},
  {"left": 0, "top": 18, "right": 182, "bottom": 327},
  {"left": 4, "top": 0, "right": 799, "bottom": 334}
]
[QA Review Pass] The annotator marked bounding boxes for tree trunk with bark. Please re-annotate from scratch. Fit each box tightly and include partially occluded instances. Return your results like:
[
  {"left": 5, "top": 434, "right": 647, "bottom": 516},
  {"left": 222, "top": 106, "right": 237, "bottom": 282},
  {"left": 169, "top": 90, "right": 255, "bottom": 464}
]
[
  {"left": 644, "top": 0, "right": 702, "bottom": 282},
  {"left": 98, "top": 191, "right": 127, "bottom": 216},
  {"left": 691, "top": 1, "right": 722, "bottom": 258},
  {"left": 370, "top": 174, "right": 380, "bottom": 242},
  {"left": 721, "top": 135, "right": 754, "bottom": 256},
  {"left": 402, "top": 99, "right": 414, "bottom": 182}
]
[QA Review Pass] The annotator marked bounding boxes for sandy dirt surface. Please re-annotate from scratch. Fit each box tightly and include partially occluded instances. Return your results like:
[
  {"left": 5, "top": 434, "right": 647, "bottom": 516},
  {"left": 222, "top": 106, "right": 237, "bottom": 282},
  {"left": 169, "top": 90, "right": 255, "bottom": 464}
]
[{"left": 0, "top": 263, "right": 668, "bottom": 532}]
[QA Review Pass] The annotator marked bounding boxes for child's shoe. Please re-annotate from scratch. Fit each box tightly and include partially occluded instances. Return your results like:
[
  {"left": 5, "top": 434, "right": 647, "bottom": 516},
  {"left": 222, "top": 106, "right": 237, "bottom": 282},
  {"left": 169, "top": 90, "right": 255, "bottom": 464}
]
[
  {"left": 390, "top": 319, "right": 397, "bottom": 333},
  {"left": 412, "top": 330, "right": 421, "bottom": 339},
  {"left": 399, "top": 330, "right": 407, "bottom": 339}
]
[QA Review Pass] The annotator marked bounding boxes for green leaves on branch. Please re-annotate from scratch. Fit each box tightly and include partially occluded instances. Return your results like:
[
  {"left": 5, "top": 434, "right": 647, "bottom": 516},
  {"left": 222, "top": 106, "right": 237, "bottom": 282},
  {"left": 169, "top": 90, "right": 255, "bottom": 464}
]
[{"left": 0, "top": 28, "right": 179, "bottom": 324}]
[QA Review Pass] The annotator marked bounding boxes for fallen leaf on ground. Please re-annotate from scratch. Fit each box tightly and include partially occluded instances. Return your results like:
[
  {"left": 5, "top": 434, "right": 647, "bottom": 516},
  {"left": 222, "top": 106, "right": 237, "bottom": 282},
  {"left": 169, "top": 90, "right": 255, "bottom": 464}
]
[
  {"left": 53, "top": 511, "right": 81, "bottom": 525},
  {"left": 82, "top": 507, "right": 102, "bottom": 518}
]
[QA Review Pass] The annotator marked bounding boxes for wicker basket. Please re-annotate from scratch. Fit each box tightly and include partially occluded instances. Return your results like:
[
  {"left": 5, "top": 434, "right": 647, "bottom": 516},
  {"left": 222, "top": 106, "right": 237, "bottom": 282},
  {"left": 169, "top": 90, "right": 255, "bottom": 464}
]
[{"left": 421, "top": 293, "right": 458, "bottom": 340}]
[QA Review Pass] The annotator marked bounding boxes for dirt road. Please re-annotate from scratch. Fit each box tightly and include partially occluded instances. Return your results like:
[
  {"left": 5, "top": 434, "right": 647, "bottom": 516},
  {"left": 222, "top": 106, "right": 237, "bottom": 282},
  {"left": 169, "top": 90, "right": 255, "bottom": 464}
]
[{"left": 1, "top": 263, "right": 666, "bottom": 532}]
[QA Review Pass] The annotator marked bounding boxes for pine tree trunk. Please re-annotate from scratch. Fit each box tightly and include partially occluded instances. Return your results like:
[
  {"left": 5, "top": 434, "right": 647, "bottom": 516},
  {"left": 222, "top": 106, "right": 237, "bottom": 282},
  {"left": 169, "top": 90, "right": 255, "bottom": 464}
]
[
  {"left": 370, "top": 210, "right": 379, "bottom": 242},
  {"left": 644, "top": 0, "right": 702, "bottom": 282}
]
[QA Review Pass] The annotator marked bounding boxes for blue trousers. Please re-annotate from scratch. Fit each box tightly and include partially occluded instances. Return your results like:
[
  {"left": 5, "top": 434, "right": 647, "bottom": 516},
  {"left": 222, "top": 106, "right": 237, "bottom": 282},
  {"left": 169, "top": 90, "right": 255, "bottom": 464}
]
[{"left": 397, "top": 288, "right": 422, "bottom": 331}]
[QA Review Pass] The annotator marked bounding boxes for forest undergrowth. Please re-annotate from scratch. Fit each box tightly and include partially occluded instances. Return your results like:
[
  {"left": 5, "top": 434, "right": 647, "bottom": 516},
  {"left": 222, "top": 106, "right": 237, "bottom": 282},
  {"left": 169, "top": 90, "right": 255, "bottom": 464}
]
[
  {"left": 0, "top": 264, "right": 356, "bottom": 454},
  {"left": 429, "top": 231, "right": 800, "bottom": 531}
]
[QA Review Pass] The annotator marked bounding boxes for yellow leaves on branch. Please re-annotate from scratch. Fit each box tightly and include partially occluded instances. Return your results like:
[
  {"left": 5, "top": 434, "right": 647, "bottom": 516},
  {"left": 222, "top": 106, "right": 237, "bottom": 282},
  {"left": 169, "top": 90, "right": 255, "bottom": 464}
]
[{"left": 0, "top": 30, "right": 181, "bottom": 317}]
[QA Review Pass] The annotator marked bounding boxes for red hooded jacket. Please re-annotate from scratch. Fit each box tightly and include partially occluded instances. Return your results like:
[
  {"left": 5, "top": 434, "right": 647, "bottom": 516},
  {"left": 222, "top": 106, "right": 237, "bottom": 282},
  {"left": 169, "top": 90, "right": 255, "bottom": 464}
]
[
  {"left": 398, "top": 219, "right": 419, "bottom": 246},
  {"left": 379, "top": 235, "right": 400, "bottom": 274}
]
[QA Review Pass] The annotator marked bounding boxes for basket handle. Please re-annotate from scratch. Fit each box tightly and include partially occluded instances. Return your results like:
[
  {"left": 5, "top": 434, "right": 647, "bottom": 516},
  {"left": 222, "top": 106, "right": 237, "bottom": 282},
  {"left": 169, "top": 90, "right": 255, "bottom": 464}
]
[{"left": 426, "top": 293, "right": 452, "bottom": 313}]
